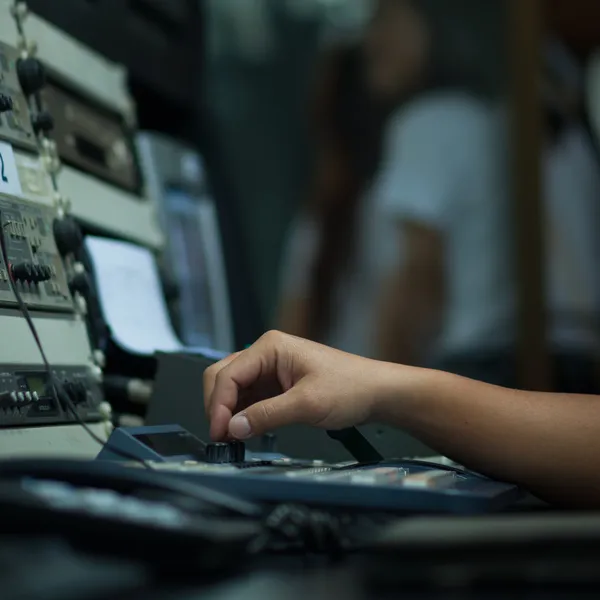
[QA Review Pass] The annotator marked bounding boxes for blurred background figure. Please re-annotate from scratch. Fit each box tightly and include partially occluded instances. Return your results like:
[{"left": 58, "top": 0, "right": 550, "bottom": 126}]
[
  {"left": 277, "top": 42, "right": 387, "bottom": 352},
  {"left": 420, "top": 35, "right": 600, "bottom": 392},
  {"left": 278, "top": 0, "right": 600, "bottom": 393},
  {"left": 278, "top": 0, "right": 496, "bottom": 363},
  {"left": 205, "top": 0, "right": 600, "bottom": 395}
]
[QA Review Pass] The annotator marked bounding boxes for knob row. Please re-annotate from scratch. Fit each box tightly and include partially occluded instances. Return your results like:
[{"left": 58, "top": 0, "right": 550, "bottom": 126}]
[{"left": 11, "top": 262, "right": 52, "bottom": 283}]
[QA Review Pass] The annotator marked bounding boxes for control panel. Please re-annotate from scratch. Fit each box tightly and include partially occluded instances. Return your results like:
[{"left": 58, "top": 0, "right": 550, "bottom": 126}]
[
  {"left": 0, "top": 41, "right": 38, "bottom": 152},
  {"left": 98, "top": 425, "right": 523, "bottom": 514},
  {"left": 42, "top": 80, "right": 141, "bottom": 194},
  {"left": 0, "top": 364, "right": 103, "bottom": 427},
  {"left": 0, "top": 194, "right": 74, "bottom": 312}
]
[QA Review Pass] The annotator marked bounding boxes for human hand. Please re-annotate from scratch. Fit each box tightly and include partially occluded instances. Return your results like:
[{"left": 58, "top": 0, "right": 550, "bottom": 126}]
[{"left": 203, "top": 331, "right": 397, "bottom": 441}]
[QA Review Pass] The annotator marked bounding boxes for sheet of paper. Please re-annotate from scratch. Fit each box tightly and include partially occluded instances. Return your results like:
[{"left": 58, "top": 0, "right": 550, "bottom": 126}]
[
  {"left": 85, "top": 236, "right": 230, "bottom": 360},
  {"left": 85, "top": 236, "right": 182, "bottom": 355}
]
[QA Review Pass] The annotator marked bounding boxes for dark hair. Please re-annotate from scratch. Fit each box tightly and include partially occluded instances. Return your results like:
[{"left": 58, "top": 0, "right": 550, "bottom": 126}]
[
  {"left": 305, "top": 45, "right": 386, "bottom": 341},
  {"left": 304, "top": 0, "right": 492, "bottom": 342}
]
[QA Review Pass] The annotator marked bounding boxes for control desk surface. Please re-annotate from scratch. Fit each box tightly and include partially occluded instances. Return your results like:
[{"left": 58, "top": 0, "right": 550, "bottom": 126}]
[{"left": 98, "top": 425, "right": 523, "bottom": 515}]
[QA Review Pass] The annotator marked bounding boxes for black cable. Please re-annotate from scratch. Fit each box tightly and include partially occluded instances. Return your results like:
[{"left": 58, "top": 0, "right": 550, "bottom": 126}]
[
  {"left": 0, "top": 214, "right": 152, "bottom": 468},
  {"left": 249, "top": 504, "right": 345, "bottom": 556}
]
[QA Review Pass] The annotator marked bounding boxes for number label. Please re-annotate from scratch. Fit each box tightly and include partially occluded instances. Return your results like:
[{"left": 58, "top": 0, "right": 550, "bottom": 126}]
[{"left": 0, "top": 141, "right": 22, "bottom": 196}]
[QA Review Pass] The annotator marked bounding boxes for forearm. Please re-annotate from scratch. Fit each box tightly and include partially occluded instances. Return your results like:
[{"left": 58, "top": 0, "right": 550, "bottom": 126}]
[
  {"left": 374, "top": 364, "right": 600, "bottom": 507},
  {"left": 375, "top": 275, "right": 440, "bottom": 364},
  {"left": 277, "top": 297, "right": 310, "bottom": 339}
]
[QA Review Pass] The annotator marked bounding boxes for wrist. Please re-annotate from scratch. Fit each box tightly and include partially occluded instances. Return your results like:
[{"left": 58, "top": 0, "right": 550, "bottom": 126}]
[{"left": 368, "top": 361, "right": 440, "bottom": 425}]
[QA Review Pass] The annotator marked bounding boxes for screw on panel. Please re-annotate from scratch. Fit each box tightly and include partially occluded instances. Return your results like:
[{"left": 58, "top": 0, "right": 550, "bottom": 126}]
[{"left": 93, "top": 350, "right": 106, "bottom": 369}]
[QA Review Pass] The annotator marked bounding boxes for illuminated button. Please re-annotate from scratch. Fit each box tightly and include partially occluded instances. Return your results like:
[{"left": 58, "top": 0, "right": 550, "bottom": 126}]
[
  {"left": 10, "top": 392, "right": 17, "bottom": 403},
  {"left": 25, "top": 391, "right": 31, "bottom": 402},
  {"left": 32, "top": 391, "right": 39, "bottom": 402},
  {"left": 17, "top": 392, "right": 24, "bottom": 402}
]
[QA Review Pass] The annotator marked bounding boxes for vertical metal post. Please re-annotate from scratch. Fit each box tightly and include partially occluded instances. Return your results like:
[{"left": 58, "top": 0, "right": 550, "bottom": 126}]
[{"left": 508, "top": 0, "right": 550, "bottom": 390}]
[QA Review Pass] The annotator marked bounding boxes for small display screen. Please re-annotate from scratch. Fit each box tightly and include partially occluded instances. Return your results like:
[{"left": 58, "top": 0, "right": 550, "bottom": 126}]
[
  {"left": 134, "top": 431, "right": 206, "bottom": 458},
  {"left": 26, "top": 376, "right": 46, "bottom": 396},
  {"left": 165, "top": 188, "right": 217, "bottom": 348}
]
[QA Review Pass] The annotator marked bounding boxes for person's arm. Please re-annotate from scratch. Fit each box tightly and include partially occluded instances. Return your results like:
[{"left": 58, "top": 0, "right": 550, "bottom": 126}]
[
  {"left": 369, "top": 97, "right": 480, "bottom": 363},
  {"left": 275, "top": 216, "right": 319, "bottom": 338},
  {"left": 205, "top": 331, "right": 600, "bottom": 508},
  {"left": 376, "top": 221, "right": 444, "bottom": 364},
  {"left": 277, "top": 296, "right": 310, "bottom": 338},
  {"left": 376, "top": 367, "right": 600, "bottom": 508}
]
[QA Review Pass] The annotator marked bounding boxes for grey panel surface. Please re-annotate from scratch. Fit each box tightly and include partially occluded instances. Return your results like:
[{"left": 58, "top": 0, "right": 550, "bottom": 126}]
[{"left": 149, "top": 352, "right": 433, "bottom": 461}]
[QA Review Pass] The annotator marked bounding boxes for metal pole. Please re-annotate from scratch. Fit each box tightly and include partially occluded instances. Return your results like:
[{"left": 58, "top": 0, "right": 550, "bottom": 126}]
[{"left": 508, "top": 0, "right": 550, "bottom": 390}]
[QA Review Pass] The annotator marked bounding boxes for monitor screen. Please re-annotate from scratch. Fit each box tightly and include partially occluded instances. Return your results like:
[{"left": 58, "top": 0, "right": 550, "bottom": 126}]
[
  {"left": 165, "top": 188, "right": 218, "bottom": 349},
  {"left": 134, "top": 431, "right": 206, "bottom": 459}
]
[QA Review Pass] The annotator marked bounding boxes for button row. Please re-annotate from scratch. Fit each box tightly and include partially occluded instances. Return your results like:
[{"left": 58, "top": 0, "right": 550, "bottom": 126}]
[
  {"left": 9, "top": 391, "right": 39, "bottom": 403},
  {"left": 6, "top": 220, "right": 26, "bottom": 238}
]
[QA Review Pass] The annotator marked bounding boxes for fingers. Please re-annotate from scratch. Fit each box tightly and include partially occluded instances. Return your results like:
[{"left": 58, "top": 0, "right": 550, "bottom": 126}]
[
  {"left": 203, "top": 351, "right": 241, "bottom": 418},
  {"left": 205, "top": 333, "right": 282, "bottom": 440},
  {"left": 228, "top": 389, "right": 312, "bottom": 439}
]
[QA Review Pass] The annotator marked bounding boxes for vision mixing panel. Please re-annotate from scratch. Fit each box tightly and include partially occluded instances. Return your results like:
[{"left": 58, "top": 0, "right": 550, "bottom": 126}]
[{"left": 97, "top": 425, "right": 523, "bottom": 514}]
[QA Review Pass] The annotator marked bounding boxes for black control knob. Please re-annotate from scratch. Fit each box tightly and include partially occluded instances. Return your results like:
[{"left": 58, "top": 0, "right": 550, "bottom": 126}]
[
  {"left": 30, "top": 264, "right": 42, "bottom": 282},
  {"left": 63, "top": 380, "right": 87, "bottom": 405},
  {"left": 53, "top": 217, "right": 83, "bottom": 257},
  {"left": 10, "top": 262, "right": 33, "bottom": 282},
  {"left": 205, "top": 442, "right": 231, "bottom": 464},
  {"left": 31, "top": 110, "right": 54, "bottom": 135},
  {"left": 73, "top": 382, "right": 88, "bottom": 404},
  {"left": 229, "top": 441, "right": 246, "bottom": 463},
  {"left": 69, "top": 272, "right": 90, "bottom": 296},
  {"left": 11, "top": 262, "right": 52, "bottom": 283},
  {"left": 35, "top": 264, "right": 52, "bottom": 283},
  {"left": 16, "top": 57, "right": 46, "bottom": 96},
  {"left": 0, "top": 93, "right": 13, "bottom": 113},
  {"left": 260, "top": 433, "right": 277, "bottom": 453}
]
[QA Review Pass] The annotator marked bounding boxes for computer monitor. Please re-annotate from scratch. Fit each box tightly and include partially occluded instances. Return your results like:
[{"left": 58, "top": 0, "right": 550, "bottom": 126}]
[{"left": 137, "top": 132, "right": 234, "bottom": 353}]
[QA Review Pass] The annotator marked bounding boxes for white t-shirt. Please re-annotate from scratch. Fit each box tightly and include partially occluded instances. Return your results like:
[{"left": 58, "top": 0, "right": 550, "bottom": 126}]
[
  {"left": 280, "top": 91, "right": 600, "bottom": 358},
  {"left": 374, "top": 92, "right": 514, "bottom": 358},
  {"left": 279, "top": 117, "right": 406, "bottom": 357}
]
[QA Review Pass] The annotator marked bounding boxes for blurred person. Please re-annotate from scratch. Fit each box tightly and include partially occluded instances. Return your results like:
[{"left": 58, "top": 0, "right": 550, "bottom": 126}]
[
  {"left": 278, "top": 0, "right": 488, "bottom": 360},
  {"left": 381, "top": 34, "right": 600, "bottom": 392},
  {"left": 277, "top": 41, "right": 386, "bottom": 352},
  {"left": 280, "top": 0, "right": 600, "bottom": 393}
]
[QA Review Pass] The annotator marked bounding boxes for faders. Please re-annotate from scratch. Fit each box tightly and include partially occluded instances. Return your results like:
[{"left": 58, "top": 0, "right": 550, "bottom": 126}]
[{"left": 205, "top": 441, "right": 246, "bottom": 464}]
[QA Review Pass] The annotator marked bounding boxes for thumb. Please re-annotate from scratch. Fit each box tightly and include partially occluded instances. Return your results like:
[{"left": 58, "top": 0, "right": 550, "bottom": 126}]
[{"left": 228, "top": 389, "right": 309, "bottom": 439}]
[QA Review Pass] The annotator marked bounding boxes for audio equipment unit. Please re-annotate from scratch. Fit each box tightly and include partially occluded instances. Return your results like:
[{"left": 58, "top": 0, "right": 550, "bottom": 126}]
[
  {"left": 11, "top": 3, "right": 163, "bottom": 249},
  {"left": 41, "top": 81, "right": 141, "bottom": 195},
  {"left": 0, "top": 364, "right": 103, "bottom": 427},
  {"left": 0, "top": 195, "right": 74, "bottom": 312},
  {"left": 0, "top": 41, "right": 37, "bottom": 152}
]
